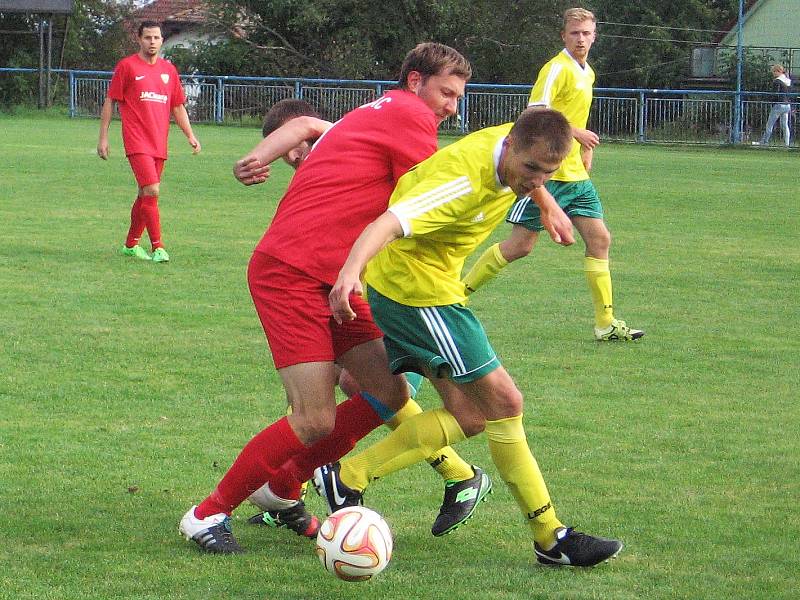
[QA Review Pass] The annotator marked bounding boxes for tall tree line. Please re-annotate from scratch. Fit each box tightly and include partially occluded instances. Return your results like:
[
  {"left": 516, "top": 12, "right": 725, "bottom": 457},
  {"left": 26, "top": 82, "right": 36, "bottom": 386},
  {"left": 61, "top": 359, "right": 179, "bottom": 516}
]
[
  {"left": 176, "top": 0, "right": 740, "bottom": 87},
  {"left": 1, "top": 1, "right": 757, "bottom": 90}
]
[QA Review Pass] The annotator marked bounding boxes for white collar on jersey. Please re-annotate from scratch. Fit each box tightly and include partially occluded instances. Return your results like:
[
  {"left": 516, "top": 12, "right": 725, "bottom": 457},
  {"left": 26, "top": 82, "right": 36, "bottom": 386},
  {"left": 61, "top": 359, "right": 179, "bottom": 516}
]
[
  {"left": 561, "top": 48, "right": 590, "bottom": 72},
  {"left": 493, "top": 135, "right": 509, "bottom": 190}
]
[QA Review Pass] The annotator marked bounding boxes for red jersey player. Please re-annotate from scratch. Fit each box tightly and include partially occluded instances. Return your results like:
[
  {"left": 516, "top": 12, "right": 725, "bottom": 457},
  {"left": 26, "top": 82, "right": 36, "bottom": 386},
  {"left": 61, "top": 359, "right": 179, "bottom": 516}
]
[
  {"left": 234, "top": 99, "right": 486, "bottom": 539},
  {"left": 97, "top": 21, "right": 200, "bottom": 263},
  {"left": 180, "top": 43, "right": 484, "bottom": 554}
]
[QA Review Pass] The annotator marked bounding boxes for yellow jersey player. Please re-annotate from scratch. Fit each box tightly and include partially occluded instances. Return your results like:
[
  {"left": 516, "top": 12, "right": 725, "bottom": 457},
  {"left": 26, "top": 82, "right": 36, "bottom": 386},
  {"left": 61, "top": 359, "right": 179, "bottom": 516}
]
[
  {"left": 319, "top": 108, "right": 623, "bottom": 568},
  {"left": 462, "top": 7, "right": 644, "bottom": 341}
]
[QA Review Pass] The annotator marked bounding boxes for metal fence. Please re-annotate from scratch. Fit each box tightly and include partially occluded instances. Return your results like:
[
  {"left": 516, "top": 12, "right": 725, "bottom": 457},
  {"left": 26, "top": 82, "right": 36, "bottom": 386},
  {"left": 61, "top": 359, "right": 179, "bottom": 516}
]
[{"left": 1, "top": 67, "right": 797, "bottom": 146}]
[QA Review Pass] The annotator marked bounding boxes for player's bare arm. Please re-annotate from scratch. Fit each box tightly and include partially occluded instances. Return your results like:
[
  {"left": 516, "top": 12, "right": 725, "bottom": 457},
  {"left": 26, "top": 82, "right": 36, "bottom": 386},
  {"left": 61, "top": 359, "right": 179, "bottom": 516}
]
[
  {"left": 172, "top": 105, "right": 200, "bottom": 154},
  {"left": 233, "top": 116, "right": 332, "bottom": 186},
  {"left": 581, "top": 145, "right": 594, "bottom": 172},
  {"left": 329, "top": 211, "right": 403, "bottom": 324},
  {"left": 531, "top": 186, "right": 575, "bottom": 246},
  {"left": 572, "top": 126, "right": 599, "bottom": 149},
  {"left": 97, "top": 97, "right": 115, "bottom": 160}
]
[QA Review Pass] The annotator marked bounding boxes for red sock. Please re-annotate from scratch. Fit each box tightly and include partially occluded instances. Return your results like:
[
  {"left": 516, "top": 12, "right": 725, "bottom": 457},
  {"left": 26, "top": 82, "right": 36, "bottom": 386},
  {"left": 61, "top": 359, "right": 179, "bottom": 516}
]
[
  {"left": 124, "top": 196, "right": 146, "bottom": 247},
  {"left": 139, "top": 195, "right": 163, "bottom": 250},
  {"left": 195, "top": 417, "right": 306, "bottom": 518},
  {"left": 268, "top": 394, "right": 384, "bottom": 500}
]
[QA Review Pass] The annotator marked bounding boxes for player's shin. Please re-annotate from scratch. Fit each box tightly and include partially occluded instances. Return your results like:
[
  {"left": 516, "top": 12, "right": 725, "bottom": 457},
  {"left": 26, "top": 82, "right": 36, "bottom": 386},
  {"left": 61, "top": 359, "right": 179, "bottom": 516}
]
[
  {"left": 269, "top": 392, "right": 390, "bottom": 499},
  {"left": 340, "top": 408, "right": 467, "bottom": 491},
  {"left": 485, "top": 415, "right": 564, "bottom": 549},
  {"left": 584, "top": 256, "right": 613, "bottom": 328},
  {"left": 387, "top": 398, "right": 473, "bottom": 481},
  {"left": 461, "top": 242, "right": 509, "bottom": 295}
]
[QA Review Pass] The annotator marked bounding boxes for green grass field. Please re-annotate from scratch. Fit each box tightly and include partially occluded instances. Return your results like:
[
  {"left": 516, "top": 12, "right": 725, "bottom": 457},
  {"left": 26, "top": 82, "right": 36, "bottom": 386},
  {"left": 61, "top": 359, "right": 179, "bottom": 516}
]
[{"left": 1, "top": 113, "right": 798, "bottom": 600}]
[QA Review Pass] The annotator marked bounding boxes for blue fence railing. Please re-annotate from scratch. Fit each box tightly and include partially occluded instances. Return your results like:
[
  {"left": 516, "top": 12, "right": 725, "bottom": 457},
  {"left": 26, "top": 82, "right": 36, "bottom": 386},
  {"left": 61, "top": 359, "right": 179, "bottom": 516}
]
[{"left": 1, "top": 67, "right": 797, "bottom": 146}]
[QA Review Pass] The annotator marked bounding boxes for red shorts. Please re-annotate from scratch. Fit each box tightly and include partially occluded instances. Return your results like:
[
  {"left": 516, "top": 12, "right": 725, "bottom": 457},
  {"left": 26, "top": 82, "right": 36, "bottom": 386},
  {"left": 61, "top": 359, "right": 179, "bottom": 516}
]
[
  {"left": 127, "top": 154, "right": 165, "bottom": 187},
  {"left": 248, "top": 251, "right": 383, "bottom": 369}
]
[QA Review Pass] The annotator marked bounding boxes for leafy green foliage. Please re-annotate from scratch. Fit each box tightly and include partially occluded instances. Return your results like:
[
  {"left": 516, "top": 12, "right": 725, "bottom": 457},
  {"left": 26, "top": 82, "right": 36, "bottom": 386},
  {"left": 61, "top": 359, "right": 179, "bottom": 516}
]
[
  {"left": 591, "top": 0, "right": 739, "bottom": 88},
  {"left": 716, "top": 48, "right": 775, "bottom": 91}
]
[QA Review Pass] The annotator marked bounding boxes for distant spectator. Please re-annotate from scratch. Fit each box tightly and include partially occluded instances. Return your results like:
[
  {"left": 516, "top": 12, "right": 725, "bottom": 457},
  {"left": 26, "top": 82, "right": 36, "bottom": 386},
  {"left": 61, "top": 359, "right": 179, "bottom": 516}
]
[{"left": 759, "top": 64, "right": 792, "bottom": 147}]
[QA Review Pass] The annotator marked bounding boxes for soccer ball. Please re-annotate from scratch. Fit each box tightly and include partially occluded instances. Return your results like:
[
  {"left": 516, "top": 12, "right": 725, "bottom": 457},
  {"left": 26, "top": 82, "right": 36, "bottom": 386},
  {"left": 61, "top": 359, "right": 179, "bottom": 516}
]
[{"left": 315, "top": 506, "right": 393, "bottom": 582}]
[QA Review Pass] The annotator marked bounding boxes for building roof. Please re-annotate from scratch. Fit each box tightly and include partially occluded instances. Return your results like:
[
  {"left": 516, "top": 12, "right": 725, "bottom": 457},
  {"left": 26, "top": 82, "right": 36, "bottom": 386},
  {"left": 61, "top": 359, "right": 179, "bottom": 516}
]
[
  {"left": 123, "top": 0, "right": 209, "bottom": 42},
  {"left": 131, "top": 0, "right": 207, "bottom": 25}
]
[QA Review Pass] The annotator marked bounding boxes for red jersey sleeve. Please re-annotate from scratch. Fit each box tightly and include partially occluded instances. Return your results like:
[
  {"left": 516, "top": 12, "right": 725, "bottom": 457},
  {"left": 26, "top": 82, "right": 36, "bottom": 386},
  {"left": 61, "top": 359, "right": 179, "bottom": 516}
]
[{"left": 107, "top": 59, "right": 129, "bottom": 102}]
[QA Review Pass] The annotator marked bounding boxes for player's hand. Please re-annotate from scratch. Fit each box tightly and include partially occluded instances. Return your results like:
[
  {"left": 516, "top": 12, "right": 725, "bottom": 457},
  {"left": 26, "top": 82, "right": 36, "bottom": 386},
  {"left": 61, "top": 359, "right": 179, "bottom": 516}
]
[
  {"left": 539, "top": 201, "right": 574, "bottom": 246},
  {"left": 97, "top": 140, "right": 109, "bottom": 160},
  {"left": 529, "top": 186, "right": 573, "bottom": 246},
  {"left": 542, "top": 209, "right": 574, "bottom": 246},
  {"left": 574, "top": 127, "right": 600, "bottom": 150},
  {"left": 329, "top": 271, "right": 363, "bottom": 324},
  {"left": 189, "top": 137, "right": 201, "bottom": 154},
  {"left": 233, "top": 156, "right": 270, "bottom": 186}
]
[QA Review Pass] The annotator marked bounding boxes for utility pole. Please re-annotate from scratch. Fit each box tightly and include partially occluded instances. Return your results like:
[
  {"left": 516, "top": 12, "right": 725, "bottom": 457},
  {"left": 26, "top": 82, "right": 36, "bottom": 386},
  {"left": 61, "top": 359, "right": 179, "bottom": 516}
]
[{"left": 732, "top": 0, "right": 744, "bottom": 143}]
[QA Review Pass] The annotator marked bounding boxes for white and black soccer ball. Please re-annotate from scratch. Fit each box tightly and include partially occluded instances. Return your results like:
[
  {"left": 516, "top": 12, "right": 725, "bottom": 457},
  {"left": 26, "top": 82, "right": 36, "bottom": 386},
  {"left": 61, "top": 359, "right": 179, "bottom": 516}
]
[{"left": 315, "top": 506, "right": 393, "bottom": 582}]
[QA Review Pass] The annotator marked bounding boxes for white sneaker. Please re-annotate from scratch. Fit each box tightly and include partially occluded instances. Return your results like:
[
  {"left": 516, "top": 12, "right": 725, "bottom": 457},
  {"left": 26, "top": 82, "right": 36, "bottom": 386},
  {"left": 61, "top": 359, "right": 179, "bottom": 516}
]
[{"left": 179, "top": 505, "right": 243, "bottom": 554}]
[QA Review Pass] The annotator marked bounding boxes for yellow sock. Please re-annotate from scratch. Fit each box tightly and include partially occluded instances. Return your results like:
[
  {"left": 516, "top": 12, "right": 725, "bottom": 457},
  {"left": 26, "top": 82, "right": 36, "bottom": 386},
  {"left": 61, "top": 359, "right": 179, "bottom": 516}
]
[
  {"left": 386, "top": 399, "right": 474, "bottom": 482},
  {"left": 340, "top": 408, "right": 467, "bottom": 491},
  {"left": 462, "top": 242, "right": 508, "bottom": 295},
  {"left": 584, "top": 256, "right": 614, "bottom": 329},
  {"left": 485, "top": 415, "right": 563, "bottom": 548}
]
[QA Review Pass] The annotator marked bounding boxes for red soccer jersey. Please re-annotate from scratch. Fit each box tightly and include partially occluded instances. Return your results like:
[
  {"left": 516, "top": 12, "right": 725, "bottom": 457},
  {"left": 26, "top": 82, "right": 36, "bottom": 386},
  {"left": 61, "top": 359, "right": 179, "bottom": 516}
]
[
  {"left": 107, "top": 54, "right": 186, "bottom": 159},
  {"left": 256, "top": 90, "right": 439, "bottom": 284}
]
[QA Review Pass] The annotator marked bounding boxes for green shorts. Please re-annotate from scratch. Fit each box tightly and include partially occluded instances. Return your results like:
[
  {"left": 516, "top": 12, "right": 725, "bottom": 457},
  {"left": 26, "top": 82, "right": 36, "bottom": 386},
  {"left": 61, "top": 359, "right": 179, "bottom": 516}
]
[
  {"left": 367, "top": 286, "right": 500, "bottom": 383},
  {"left": 404, "top": 371, "right": 424, "bottom": 398},
  {"left": 507, "top": 179, "right": 603, "bottom": 231}
]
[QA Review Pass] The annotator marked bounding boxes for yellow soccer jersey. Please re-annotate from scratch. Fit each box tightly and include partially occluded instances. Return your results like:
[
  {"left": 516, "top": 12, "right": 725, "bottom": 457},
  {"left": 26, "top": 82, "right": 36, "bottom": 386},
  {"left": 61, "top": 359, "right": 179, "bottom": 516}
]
[
  {"left": 528, "top": 49, "right": 595, "bottom": 182},
  {"left": 365, "top": 124, "right": 516, "bottom": 307}
]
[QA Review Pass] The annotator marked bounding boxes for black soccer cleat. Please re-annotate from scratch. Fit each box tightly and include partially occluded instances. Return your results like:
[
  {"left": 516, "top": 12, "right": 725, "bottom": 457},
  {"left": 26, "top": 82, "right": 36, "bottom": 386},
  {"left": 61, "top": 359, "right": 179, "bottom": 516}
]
[
  {"left": 312, "top": 462, "right": 363, "bottom": 514},
  {"left": 534, "top": 526, "right": 623, "bottom": 567},
  {"left": 431, "top": 465, "right": 492, "bottom": 537},
  {"left": 179, "top": 506, "right": 244, "bottom": 554},
  {"left": 247, "top": 500, "right": 320, "bottom": 538}
]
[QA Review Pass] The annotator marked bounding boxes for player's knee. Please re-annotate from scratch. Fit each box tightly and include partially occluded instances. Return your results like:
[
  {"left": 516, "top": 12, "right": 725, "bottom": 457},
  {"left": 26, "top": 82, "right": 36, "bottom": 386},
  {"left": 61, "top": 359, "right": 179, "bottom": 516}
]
[
  {"left": 457, "top": 413, "right": 485, "bottom": 437},
  {"left": 142, "top": 183, "right": 159, "bottom": 197},
  {"left": 367, "top": 374, "right": 411, "bottom": 411},
  {"left": 290, "top": 410, "right": 335, "bottom": 445},
  {"left": 586, "top": 227, "right": 611, "bottom": 254},
  {"left": 492, "top": 388, "right": 524, "bottom": 419},
  {"left": 601, "top": 227, "right": 611, "bottom": 249},
  {"left": 501, "top": 237, "right": 534, "bottom": 261}
]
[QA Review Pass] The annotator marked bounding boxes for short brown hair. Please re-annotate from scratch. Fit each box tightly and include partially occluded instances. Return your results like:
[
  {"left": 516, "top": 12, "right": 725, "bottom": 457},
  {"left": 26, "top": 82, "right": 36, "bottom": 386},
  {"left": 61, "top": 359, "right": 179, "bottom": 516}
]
[
  {"left": 262, "top": 98, "right": 320, "bottom": 138},
  {"left": 138, "top": 21, "right": 162, "bottom": 37},
  {"left": 563, "top": 8, "right": 596, "bottom": 29},
  {"left": 398, "top": 42, "right": 472, "bottom": 89},
  {"left": 509, "top": 108, "right": 572, "bottom": 162}
]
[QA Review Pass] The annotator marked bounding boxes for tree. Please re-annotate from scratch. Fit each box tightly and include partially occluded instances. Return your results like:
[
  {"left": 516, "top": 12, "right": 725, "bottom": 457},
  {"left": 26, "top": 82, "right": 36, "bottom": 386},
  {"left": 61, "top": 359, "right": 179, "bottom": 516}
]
[
  {"left": 590, "top": 0, "right": 739, "bottom": 88},
  {"left": 171, "top": 0, "right": 564, "bottom": 82}
]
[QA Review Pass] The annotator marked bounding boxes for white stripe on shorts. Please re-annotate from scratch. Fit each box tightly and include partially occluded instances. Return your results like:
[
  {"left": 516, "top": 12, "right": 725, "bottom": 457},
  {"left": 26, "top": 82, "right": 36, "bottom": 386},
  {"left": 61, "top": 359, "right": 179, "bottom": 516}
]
[
  {"left": 507, "top": 195, "right": 531, "bottom": 223},
  {"left": 419, "top": 306, "right": 467, "bottom": 375}
]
